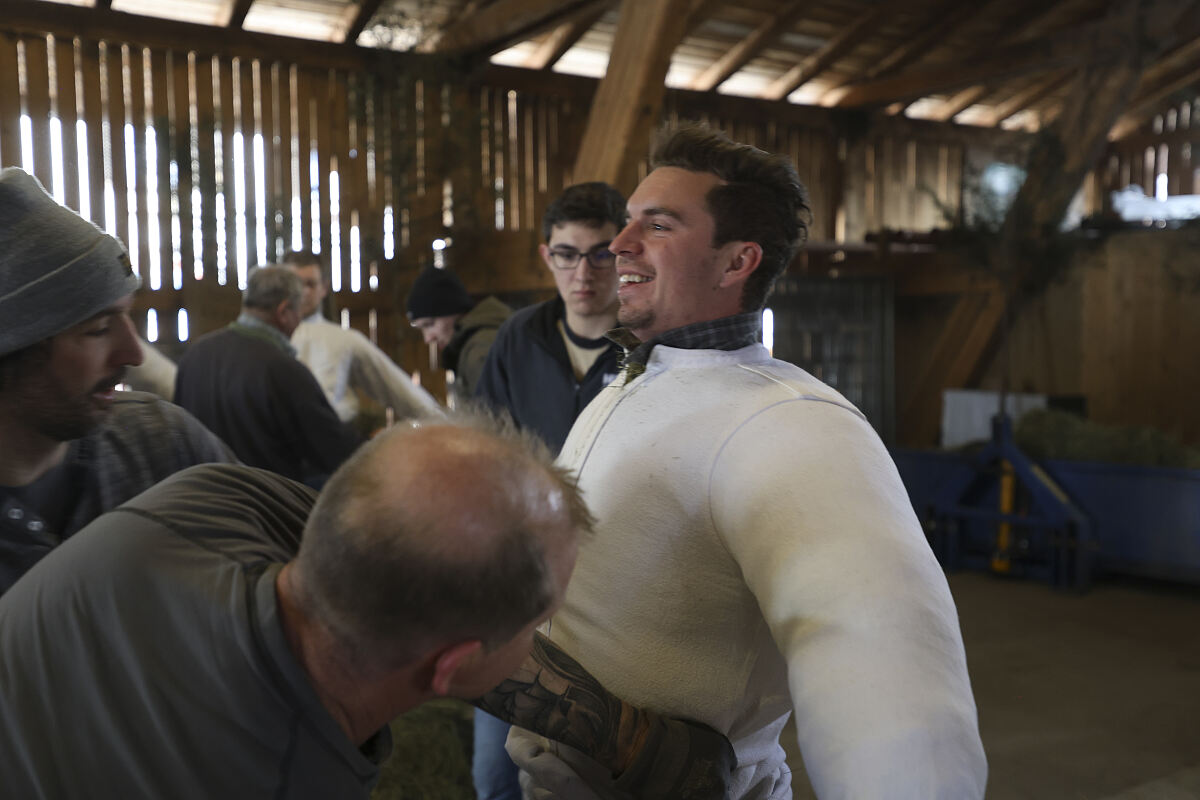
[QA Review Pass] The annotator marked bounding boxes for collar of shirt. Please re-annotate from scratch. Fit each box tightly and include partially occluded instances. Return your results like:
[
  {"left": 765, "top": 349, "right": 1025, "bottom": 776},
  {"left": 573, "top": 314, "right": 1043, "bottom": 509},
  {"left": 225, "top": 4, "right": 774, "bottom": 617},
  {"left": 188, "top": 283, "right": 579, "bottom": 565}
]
[
  {"left": 233, "top": 312, "right": 297, "bottom": 357},
  {"left": 606, "top": 311, "right": 762, "bottom": 382}
]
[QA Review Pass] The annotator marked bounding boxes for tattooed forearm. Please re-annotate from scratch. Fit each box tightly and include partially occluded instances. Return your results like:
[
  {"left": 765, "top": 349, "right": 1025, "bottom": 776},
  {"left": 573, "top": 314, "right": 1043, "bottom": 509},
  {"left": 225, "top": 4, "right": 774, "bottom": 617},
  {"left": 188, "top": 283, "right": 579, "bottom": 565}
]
[{"left": 473, "top": 632, "right": 651, "bottom": 775}]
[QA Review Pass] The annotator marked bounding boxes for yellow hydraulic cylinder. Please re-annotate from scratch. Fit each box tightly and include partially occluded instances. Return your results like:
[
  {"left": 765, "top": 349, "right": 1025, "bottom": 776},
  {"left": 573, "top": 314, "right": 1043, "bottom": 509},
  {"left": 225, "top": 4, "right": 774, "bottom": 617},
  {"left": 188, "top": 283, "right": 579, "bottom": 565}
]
[{"left": 992, "top": 459, "right": 1014, "bottom": 573}]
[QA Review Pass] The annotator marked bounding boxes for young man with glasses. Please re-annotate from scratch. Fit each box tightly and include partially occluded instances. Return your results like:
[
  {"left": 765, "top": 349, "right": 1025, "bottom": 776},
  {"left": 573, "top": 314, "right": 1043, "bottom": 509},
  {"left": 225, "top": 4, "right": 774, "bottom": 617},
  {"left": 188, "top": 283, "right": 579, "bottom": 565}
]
[{"left": 472, "top": 182, "right": 625, "bottom": 800}]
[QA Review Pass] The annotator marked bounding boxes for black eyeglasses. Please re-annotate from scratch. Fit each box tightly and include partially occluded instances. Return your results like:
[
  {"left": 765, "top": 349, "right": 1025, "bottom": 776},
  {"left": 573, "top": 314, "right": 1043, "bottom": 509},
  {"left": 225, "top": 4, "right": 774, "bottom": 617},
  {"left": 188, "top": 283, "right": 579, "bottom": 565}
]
[{"left": 548, "top": 243, "right": 616, "bottom": 271}]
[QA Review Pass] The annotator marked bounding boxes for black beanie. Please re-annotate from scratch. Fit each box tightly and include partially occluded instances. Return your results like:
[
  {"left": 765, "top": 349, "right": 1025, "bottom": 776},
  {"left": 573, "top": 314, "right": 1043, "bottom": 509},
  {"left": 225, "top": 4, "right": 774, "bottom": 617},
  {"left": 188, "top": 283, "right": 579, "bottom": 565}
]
[{"left": 406, "top": 266, "right": 473, "bottom": 319}]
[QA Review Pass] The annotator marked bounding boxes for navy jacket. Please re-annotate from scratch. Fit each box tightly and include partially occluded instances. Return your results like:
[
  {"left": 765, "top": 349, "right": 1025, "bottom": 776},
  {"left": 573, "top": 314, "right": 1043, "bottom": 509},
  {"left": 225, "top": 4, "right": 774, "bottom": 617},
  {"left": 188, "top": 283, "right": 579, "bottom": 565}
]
[{"left": 475, "top": 297, "right": 621, "bottom": 454}]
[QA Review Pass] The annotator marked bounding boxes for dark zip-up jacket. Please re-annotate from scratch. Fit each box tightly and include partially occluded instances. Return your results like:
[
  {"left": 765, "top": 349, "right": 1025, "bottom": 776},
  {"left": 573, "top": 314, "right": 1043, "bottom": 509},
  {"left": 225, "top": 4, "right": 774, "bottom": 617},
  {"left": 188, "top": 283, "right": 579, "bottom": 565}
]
[{"left": 475, "top": 297, "right": 621, "bottom": 453}]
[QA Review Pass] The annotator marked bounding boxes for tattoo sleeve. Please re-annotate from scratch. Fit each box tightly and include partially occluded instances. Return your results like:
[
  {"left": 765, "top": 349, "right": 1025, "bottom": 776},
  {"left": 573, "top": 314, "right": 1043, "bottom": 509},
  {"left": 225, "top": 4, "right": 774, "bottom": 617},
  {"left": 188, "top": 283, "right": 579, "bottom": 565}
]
[{"left": 473, "top": 631, "right": 650, "bottom": 775}]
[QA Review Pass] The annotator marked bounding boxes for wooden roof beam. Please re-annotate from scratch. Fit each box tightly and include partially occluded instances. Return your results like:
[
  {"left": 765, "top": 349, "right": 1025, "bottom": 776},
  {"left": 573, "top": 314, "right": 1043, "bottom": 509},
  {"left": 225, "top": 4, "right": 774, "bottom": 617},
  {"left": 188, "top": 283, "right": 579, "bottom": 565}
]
[
  {"left": 861, "top": 0, "right": 990, "bottom": 83},
  {"left": 572, "top": 0, "right": 706, "bottom": 189},
  {"left": 688, "top": 0, "right": 805, "bottom": 92},
  {"left": 927, "top": 85, "right": 990, "bottom": 122},
  {"left": 421, "top": 0, "right": 596, "bottom": 56},
  {"left": 93, "top": 0, "right": 112, "bottom": 9},
  {"left": 523, "top": 0, "right": 611, "bottom": 70},
  {"left": 225, "top": 0, "right": 254, "bottom": 29},
  {"left": 1110, "top": 55, "right": 1200, "bottom": 140},
  {"left": 760, "top": 2, "right": 890, "bottom": 102},
  {"left": 342, "top": 0, "right": 387, "bottom": 45},
  {"left": 979, "top": 70, "right": 1072, "bottom": 127},
  {"left": 833, "top": 13, "right": 1132, "bottom": 109}
]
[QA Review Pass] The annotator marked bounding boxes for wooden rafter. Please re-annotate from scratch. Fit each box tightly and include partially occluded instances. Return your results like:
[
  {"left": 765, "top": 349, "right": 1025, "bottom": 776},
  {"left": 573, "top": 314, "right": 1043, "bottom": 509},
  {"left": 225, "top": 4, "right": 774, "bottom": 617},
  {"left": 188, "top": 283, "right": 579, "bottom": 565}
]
[
  {"left": 863, "top": 0, "right": 985, "bottom": 83},
  {"left": 1110, "top": 53, "right": 1200, "bottom": 139},
  {"left": 523, "top": 0, "right": 611, "bottom": 70},
  {"left": 833, "top": 13, "right": 1132, "bottom": 109},
  {"left": 93, "top": 0, "right": 113, "bottom": 9},
  {"left": 927, "top": 85, "right": 990, "bottom": 122},
  {"left": 342, "top": 0, "right": 386, "bottom": 45},
  {"left": 225, "top": 0, "right": 254, "bottom": 29},
  {"left": 759, "top": 2, "right": 889, "bottom": 102},
  {"left": 688, "top": 0, "right": 805, "bottom": 92},
  {"left": 979, "top": 70, "right": 1072, "bottom": 127},
  {"left": 572, "top": 0, "right": 705, "bottom": 189},
  {"left": 422, "top": 0, "right": 595, "bottom": 56}
]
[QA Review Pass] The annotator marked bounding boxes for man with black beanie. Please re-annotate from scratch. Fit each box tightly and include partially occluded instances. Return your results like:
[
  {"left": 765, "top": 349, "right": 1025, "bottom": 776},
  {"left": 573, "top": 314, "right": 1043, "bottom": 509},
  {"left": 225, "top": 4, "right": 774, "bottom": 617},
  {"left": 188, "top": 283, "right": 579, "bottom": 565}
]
[
  {"left": 0, "top": 167, "right": 234, "bottom": 595},
  {"left": 406, "top": 265, "right": 510, "bottom": 404}
]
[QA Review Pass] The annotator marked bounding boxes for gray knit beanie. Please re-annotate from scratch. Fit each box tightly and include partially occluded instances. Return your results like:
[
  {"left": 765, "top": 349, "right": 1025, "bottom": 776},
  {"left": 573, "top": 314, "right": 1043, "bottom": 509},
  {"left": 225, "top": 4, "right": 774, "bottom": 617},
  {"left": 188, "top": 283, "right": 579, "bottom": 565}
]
[{"left": 0, "top": 168, "right": 140, "bottom": 357}]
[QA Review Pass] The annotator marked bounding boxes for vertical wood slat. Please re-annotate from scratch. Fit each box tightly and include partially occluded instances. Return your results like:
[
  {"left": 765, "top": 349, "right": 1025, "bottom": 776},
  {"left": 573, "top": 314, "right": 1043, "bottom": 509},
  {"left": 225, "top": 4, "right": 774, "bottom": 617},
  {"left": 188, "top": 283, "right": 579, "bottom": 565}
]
[
  {"left": 79, "top": 40, "right": 106, "bottom": 226},
  {"left": 104, "top": 42, "right": 131, "bottom": 251},
  {"left": 25, "top": 36, "right": 55, "bottom": 191},
  {"left": 218, "top": 56, "right": 237, "bottom": 286},
  {"left": 313, "top": 68, "right": 333, "bottom": 284},
  {"left": 239, "top": 56, "right": 259, "bottom": 269},
  {"left": 54, "top": 37, "right": 79, "bottom": 212},
  {"left": 172, "top": 49, "right": 195, "bottom": 287},
  {"left": 150, "top": 48, "right": 172, "bottom": 294},
  {"left": 0, "top": 33, "right": 24, "bottom": 169},
  {"left": 257, "top": 59, "right": 277, "bottom": 262},
  {"left": 293, "top": 66, "right": 312, "bottom": 254},
  {"left": 330, "top": 69, "right": 351, "bottom": 296},
  {"left": 128, "top": 46, "right": 151, "bottom": 280},
  {"left": 194, "top": 54, "right": 217, "bottom": 281},
  {"left": 272, "top": 62, "right": 292, "bottom": 259}
]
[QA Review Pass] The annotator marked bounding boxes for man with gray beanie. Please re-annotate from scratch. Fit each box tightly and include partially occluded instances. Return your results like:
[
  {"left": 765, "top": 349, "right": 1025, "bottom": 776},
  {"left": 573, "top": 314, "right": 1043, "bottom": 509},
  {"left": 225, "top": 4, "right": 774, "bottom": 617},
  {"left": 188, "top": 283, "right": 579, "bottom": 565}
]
[
  {"left": 175, "top": 264, "right": 361, "bottom": 485},
  {"left": 0, "top": 167, "right": 235, "bottom": 595},
  {"left": 406, "top": 265, "right": 511, "bottom": 404}
]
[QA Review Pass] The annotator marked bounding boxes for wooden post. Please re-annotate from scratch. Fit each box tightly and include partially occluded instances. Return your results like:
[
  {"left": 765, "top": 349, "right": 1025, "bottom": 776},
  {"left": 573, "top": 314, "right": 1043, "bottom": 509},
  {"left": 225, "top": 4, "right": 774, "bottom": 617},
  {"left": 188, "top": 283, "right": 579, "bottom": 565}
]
[{"left": 571, "top": 0, "right": 701, "bottom": 191}]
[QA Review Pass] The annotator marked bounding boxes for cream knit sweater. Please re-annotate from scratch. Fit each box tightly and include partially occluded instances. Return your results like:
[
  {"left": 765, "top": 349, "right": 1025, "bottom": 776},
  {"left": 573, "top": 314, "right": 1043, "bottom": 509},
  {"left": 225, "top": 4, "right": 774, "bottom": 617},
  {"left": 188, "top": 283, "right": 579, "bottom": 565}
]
[{"left": 509, "top": 343, "right": 986, "bottom": 799}]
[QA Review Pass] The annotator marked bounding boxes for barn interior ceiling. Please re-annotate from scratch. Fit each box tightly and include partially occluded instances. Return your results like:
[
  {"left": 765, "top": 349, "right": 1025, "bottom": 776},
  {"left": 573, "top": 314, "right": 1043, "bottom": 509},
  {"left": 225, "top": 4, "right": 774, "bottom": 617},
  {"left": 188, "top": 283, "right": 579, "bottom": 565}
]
[{"left": 24, "top": 0, "right": 1200, "bottom": 139}]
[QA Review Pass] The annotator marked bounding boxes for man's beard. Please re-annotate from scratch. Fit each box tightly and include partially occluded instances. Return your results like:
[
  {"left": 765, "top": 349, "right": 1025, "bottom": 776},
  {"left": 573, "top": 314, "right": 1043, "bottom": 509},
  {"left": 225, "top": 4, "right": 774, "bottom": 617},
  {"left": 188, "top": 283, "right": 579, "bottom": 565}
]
[
  {"left": 616, "top": 303, "right": 652, "bottom": 335},
  {"left": 17, "top": 371, "right": 125, "bottom": 442}
]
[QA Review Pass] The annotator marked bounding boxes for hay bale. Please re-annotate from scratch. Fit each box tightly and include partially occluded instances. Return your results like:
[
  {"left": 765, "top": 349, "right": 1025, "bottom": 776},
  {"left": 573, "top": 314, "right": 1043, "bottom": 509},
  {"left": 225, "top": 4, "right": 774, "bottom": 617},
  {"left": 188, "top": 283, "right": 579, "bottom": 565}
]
[{"left": 1015, "top": 409, "right": 1200, "bottom": 469}]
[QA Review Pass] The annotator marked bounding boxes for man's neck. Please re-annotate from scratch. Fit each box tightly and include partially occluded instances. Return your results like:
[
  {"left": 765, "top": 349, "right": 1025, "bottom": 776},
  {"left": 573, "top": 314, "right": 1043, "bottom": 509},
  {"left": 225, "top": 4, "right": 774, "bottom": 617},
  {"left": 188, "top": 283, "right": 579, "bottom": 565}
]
[
  {"left": 0, "top": 416, "right": 70, "bottom": 487},
  {"left": 564, "top": 307, "right": 617, "bottom": 341},
  {"left": 274, "top": 564, "right": 425, "bottom": 746}
]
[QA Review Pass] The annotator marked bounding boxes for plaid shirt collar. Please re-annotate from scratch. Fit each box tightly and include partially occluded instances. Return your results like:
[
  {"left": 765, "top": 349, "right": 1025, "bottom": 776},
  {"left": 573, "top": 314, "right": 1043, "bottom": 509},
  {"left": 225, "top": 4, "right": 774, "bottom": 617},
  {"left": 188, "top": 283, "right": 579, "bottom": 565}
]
[{"left": 607, "top": 311, "right": 762, "bottom": 382}]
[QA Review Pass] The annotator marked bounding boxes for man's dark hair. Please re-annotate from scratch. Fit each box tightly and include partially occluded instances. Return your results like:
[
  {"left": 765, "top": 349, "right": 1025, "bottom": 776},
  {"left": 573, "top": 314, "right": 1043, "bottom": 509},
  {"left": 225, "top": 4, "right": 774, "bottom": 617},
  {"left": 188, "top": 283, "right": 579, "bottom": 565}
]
[
  {"left": 281, "top": 250, "right": 329, "bottom": 287},
  {"left": 542, "top": 182, "right": 627, "bottom": 241},
  {"left": 294, "top": 411, "right": 593, "bottom": 671},
  {"left": 651, "top": 124, "right": 811, "bottom": 310}
]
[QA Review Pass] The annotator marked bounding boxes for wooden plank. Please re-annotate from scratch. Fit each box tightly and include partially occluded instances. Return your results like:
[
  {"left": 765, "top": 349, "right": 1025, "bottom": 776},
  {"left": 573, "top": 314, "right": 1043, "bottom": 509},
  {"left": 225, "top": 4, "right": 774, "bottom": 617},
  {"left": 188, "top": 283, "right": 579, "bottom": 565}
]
[
  {"left": 760, "top": 3, "right": 888, "bottom": 102},
  {"left": 313, "top": 68, "right": 333, "bottom": 281},
  {"left": 523, "top": 0, "right": 609, "bottom": 71},
  {"left": 0, "top": 33, "right": 24, "bottom": 169},
  {"left": 980, "top": 71, "right": 1072, "bottom": 127},
  {"left": 571, "top": 0, "right": 700, "bottom": 189},
  {"left": 257, "top": 59, "right": 278, "bottom": 262},
  {"left": 104, "top": 42, "right": 130, "bottom": 249},
  {"left": 128, "top": 45, "right": 152, "bottom": 280},
  {"left": 294, "top": 66, "right": 312, "bottom": 253},
  {"left": 54, "top": 37, "right": 80, "bottom": 212},
  {"left": 218, "top": 56, "right": 238, "bottom": 285},
  {"left": 239, "top": 56, "right": 259, "bottom": 269},
  {"left": 2, "top": 0, "right": 424, "bottom": 72},
  {"left": 194, "top": 54, "right": 218, "bottom": 281},
  {"left": 78, "top": 40, "right": 106, "bottom": 225},
  {"left": 24, "top": 35, "right": 54, "bottom": 191},
  {"left": 690, "top": 0, "right": 804, "bottom": 92},
  {"left": 425, "top": 0, "right": 596, "bottom": 57},
  {"left": 172, "top": 50, "right": 195, "bottom": 286},
  {"left": 861, "top": 0, "right": 986, "bottom": 83},
  {"left": 150, "top": 48, "right": 173, "bottom": 293},
  {"left": 343, "top": 0, "right": 386, "bottom": 45},
  {"left": 272, "top": 62, "right": 292, "bottom": 259},
  {"left": 226, "top": 0, "right": 255, "bottom": 29},
  {"left": 927, "top": 85, "right": 990, "bottom": 123}
]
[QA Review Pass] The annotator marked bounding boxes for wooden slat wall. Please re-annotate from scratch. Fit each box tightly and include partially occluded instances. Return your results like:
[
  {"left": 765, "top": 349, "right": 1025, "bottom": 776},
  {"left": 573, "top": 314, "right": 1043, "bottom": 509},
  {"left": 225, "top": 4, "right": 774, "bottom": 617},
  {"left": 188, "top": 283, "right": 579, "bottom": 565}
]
[
  {"left": 1103, "top": 98, "right": 1200, "bottom": 204},
  {"left": 0, "top": 24, "right": 1035, "bottom": 400}
]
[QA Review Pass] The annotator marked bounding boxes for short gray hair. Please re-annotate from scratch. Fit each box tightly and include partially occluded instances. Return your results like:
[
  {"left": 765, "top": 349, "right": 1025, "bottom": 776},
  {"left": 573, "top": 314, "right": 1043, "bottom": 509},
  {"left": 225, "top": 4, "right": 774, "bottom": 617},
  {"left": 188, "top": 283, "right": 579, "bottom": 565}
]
[
  {"left": 243, "top": 264, "right": 302, "bottom": 312},
  {"left": 294, "top": 409, "right": 592, "bottom": 671}
]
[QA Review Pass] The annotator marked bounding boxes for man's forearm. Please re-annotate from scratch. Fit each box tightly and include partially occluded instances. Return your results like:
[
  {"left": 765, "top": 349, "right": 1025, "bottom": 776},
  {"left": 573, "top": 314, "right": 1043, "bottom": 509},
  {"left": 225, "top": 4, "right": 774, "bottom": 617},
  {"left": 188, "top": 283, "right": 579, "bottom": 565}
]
[{"left": 473, "top": 631, "right": 651, "bottom": 775}]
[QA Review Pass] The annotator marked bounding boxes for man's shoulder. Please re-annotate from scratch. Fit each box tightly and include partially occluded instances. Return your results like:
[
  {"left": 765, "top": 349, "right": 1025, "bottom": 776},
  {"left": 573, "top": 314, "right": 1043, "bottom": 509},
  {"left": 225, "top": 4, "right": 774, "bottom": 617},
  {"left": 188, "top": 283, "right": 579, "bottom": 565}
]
[
  {"left": 98, "top": 391, "right": 235, "bottom": 462},
  {"left": 495, "top": 298, "right": 558, "bottom": 343}
]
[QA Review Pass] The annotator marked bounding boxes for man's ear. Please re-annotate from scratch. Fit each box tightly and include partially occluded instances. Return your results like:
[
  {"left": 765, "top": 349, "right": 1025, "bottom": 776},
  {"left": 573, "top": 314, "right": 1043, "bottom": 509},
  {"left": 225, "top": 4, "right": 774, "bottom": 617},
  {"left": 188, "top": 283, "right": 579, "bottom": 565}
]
[
  {"left": 274, "top": 299, "right": 293, "bottom": 324},
  {"left": 538, "top": 242, "right": 555, "bottom": 271},
  {"left": 429, "top": 639, "right": 485, "bottom": 697},
  {"left": 719, "top": 241, "right": 763, "bottom": 290}
]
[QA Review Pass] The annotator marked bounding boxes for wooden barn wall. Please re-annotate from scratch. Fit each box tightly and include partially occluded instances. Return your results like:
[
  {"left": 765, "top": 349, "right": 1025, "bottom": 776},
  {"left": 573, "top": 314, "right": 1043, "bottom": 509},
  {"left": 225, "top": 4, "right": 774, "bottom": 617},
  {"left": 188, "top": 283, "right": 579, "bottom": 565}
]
[
  {"left": 0, "top": 22, "right": 1030, "bottom": 403},
  {"left": 971, "top": 228, "right": 1200, "bottom": 446},
  {"left": 1102, "top": 98, "right": 1200, "bottom": 201}
]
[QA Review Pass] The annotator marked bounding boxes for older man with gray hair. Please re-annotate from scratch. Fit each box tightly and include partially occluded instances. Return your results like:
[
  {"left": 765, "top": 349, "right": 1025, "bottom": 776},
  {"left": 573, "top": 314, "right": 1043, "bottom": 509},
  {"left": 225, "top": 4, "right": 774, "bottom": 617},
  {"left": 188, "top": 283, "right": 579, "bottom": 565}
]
[
  {"left": 175, "top": 265, "right": 360, "bottom": 484},
  {"left": 0, "top": 167, "right": 234, "bottom": 596}
]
